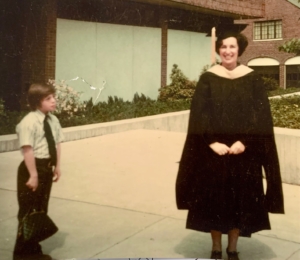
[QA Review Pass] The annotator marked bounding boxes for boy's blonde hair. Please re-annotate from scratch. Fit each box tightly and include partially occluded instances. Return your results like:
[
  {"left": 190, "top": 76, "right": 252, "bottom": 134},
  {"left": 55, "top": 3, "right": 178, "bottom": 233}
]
[{"left": 27, "top": 83, "right": 56, "bottom": 110}]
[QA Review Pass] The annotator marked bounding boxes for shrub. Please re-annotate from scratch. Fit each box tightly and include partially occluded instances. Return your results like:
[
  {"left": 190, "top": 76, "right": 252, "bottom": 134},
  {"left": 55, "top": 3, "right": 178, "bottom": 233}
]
[
  {"left": 1, "top": 75, "right": 300, "bottom": 135},
  {"left": 0, "top": 98, "right": 5, "bottom": 117},
  {"left": 268, "top": 87, "right": 300, "bottom": 97},
  {"left": 48, "top": 79, "right": 86, "bottom": 118},
  {"left": 270, "top": 95, "right": 300, "bottom": 129},
  {"left": 278, "top": 38, "right": 300, "bottom": 55},
  {"left": 262, "top": 77, "right": 279, "bottom": 91},
  {"left": 158, "top": 64, "right": 197, "bottom": 101},
  {"left": 0, "top": 110, "right": 27, "bottom": 135}
]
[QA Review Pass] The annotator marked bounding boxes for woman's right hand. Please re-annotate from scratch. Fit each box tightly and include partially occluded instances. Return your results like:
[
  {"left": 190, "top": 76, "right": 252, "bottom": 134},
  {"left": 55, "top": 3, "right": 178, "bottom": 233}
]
[
  {"left": 209, "top": 142, "right": 231, "bottom": 156},
  {"left": 26, "top": 176, "right": 38, "bottom": 191}
]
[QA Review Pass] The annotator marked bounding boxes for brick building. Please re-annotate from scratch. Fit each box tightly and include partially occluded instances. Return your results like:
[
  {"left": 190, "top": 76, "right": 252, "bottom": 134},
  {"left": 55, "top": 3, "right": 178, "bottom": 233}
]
[
  {"left": 1, "top": 0, "right": 265, "bottom": 110},
  {"left": 238, "top": 0, "right": 300, "bottom": 88},
  {"left": 3, "top": 0, "right": 299, "bottom": 110}
]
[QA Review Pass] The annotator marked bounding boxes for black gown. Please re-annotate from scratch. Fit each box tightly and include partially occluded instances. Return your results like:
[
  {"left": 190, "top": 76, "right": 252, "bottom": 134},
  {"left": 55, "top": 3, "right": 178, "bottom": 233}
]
[{"left": 176, "top": 65, "right": 284, "bottom": 237}]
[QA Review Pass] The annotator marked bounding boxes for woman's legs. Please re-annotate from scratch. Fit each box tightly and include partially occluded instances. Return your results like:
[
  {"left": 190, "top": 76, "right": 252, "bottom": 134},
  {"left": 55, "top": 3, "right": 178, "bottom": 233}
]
[
  {"left": 211, "top": 230, "right": 222, "bottom": 251},
  {"left": 227, "top": 228, "right": 240, "bottom": 252},
  {"left": 210, "top": 228, "right": 240, "bottom": 251}
]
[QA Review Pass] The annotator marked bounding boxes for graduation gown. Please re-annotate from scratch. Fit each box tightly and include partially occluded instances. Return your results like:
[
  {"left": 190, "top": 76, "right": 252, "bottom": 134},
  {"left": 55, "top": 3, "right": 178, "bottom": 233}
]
[{"left": 176, "top": 64, "right": 284, "bottom": 237}]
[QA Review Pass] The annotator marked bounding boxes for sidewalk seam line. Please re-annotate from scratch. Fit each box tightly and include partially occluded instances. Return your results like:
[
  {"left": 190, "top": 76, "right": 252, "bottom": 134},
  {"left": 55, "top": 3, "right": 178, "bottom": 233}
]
[
  {"left": 257, "top": 233, "right": 300, "bottom": 245},
  {"left": 89, "top": 217, "right": 167, "bottom": 258},
  {"left": 286, "top": 248, "right": 300, "bottom": 260}
]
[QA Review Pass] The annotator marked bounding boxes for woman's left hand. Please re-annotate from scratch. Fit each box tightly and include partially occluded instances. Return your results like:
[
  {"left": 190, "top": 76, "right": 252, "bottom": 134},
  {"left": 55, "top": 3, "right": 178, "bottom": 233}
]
[{"left": 229, "top": 141, "right": 245, "bottom": 155}]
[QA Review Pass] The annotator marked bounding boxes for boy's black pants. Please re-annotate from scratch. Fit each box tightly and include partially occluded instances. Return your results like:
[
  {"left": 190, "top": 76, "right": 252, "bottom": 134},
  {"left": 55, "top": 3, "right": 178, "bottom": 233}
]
[{"left": 13, "top": 159, "right": 53, "bottom": 256}]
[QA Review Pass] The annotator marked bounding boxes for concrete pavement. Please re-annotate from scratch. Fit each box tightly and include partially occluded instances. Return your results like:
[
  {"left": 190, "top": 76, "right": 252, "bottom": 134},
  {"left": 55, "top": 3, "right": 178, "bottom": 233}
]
[{"left": 0, "top": 129, "right": 299, "bottom": 260}]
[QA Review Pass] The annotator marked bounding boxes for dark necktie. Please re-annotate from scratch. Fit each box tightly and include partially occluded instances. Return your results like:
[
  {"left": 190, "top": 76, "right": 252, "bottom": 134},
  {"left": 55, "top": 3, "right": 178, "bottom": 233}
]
[{"left": 44, "top": 115, "right": 57, "bottom": 166}]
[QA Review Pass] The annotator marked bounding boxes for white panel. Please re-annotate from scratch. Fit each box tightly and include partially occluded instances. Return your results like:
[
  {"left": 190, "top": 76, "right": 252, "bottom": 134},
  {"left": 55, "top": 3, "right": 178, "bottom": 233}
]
[
  {"left": 57, "top": 19, "right": 161, "bottom": 103},
  {"left": 167, "top": 30, "right": 211, "bottom": 84},
  {"left": 56, "top": 19, "right": 211, "bottom": 102},
  {"left": 167, "top": 30, "right": 190, "bottom": 84},
  {"left": 96, "top": 23, "right": 133, "bottom": 102},
  {"left": 248, "top": 58, "right": 280, "bottom": 66},
  {"left": 285, "top": 56, "right": 300, "bottom": 65},
  {"left": 56, "top": 19, "right": 97, "bottom": 101},
  {"left": 132, "top": 26, "right": 161, "bottom": 100},
  {"left": 189, "top": 32, "right": 211, "bottom": 81}
]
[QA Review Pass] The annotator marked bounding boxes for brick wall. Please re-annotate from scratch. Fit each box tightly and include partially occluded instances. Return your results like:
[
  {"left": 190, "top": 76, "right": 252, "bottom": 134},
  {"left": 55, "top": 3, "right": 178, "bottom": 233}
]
[
  {"left": 238, "top": 0, "right": 300, "bottom": 88},
  {"left": 20, "top": 0, "right": 57, "bottom": 108},
  {"left": 45, "top": 0, "right": 57, "bottom": 83},
  {"left": 0, "top": 0, "right": 23, "bottom": 110}
]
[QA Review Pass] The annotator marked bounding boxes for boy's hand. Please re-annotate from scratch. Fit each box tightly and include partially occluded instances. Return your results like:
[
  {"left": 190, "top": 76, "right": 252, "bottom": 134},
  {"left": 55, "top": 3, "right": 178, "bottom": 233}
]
[
  {"left": 53, "top": 167, "right": 61, "bottom": 182},
  {"left": 26, "top": 176, "right": 38, "bottom": 191}
]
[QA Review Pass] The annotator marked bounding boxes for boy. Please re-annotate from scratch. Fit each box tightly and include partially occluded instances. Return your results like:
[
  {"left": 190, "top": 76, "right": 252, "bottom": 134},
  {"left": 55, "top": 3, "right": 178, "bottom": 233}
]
[{"left": 13, "top": 83, "right": 64, "bottom": 260}]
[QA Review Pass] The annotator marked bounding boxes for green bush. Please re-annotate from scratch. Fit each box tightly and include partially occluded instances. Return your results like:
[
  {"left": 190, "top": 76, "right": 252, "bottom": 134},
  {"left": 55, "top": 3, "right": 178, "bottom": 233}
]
[
  {"left": 53, "top": 93, "right": 191, "bottom": 129},
  {"left": 0, "top": 111, "right": 27, "bottom": 135},
  {"left": 0, "top": 98, "right": 5, "bottom": 117},
  {"left": 158, "top": 64, "right": 197, "bottom": 101},
  {"left": 278, "top": 38, "right": 300, "bottom": 55},
  {"left": 1, "top": 69, "right": 300, "bottom": 135},
  {"left": 262, "top": 77, "right": 279, "bottom": 91},
  {"left": 270, "top": 95, "right": 300, "bottom": 129},
  {"left": 268, "top": 87, "right": 300, "bottom": 97}
]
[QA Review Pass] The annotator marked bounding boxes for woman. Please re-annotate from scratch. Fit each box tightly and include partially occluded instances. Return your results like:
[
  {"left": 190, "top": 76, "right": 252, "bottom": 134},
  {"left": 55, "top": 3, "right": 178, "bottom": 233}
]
[{"left": 175, "top": 31, "right": 284, "bottom": 260}]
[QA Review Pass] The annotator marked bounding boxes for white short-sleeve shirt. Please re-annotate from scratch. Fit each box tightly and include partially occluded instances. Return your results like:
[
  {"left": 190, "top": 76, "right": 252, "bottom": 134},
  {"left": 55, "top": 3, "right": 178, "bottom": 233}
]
[{"left": 16, "top": 109, "right": 64, "bottom": 158}]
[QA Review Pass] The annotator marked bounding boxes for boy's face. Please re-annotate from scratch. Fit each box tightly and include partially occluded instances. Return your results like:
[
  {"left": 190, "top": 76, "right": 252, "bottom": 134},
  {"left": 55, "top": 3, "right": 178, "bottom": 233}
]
[{"left": 38, "top": 94, "right": 56, "bottom": 114}]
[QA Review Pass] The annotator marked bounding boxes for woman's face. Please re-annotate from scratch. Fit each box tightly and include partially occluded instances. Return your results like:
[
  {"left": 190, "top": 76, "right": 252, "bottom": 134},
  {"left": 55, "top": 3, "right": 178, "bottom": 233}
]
[{"left": 219, "top": 37, "right": 239, "bottom": 70}]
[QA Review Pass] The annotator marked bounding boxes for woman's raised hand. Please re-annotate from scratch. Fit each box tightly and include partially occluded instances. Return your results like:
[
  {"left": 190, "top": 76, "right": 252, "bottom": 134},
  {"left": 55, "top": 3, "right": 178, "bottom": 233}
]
[{"left": 209, "top": 142, "right": 231, "bottom": 156}]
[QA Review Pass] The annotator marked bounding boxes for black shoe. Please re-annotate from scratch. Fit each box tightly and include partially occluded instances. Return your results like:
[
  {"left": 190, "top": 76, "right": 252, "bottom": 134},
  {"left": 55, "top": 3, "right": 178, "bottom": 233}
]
[
  {"left": 226, "top": 248, "right": 239, "bottom": 260},
  {"left": 210, "top": 250, "right": 222, "bottom": 259}
]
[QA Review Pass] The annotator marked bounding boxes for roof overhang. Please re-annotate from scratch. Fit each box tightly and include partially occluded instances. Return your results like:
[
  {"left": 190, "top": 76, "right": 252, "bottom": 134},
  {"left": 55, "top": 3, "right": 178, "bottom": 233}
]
[{"left": 129, "top": 0, "right": 265, "bottom": 19}]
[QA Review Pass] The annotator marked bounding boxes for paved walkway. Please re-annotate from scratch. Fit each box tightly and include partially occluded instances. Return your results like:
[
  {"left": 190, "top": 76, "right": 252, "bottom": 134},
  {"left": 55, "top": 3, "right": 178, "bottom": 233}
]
[{"left": 0, "top": 129, "right": 299, "bottom": 260}]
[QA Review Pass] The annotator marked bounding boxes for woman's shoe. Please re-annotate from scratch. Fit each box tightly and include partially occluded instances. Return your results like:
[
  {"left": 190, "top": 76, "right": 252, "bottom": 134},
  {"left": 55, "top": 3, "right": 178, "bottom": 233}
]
[
  {"left": 210, "top": 250, "right": 222, "bottom": 259},
  {"left": 226, "top": 248, "right": 240, "bottom": 260}
]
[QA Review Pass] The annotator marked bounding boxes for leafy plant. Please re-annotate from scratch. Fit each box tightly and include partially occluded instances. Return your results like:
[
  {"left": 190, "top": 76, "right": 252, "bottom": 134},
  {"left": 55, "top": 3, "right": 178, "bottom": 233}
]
[
  {"left": 278, "top": 38, "right": 300, "bottom": 55},
  {"left": 262, "top": 77, "right": 279, "bottom": 91},
  {"left": 1, "top": 77, "right": 300, "bottom": 135},
  {"left": 268, "top": 87, "right": 300, "bottom": 97},
  {"left": 158, "top": 64, "right": 197, "bottom": 101},
  {"left": 0, "top": 98, "right": 5, "bottom": 117},
  {"left": 48, "top": 79, "right": 86, "bottom": 118},
  {"left": 270, "top": 95, "right": 300, "bottom": 129}
]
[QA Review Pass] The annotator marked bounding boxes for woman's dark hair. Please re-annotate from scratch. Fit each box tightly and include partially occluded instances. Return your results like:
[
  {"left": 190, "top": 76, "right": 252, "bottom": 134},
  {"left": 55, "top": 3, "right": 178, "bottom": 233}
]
[
  {"left": 27, "top": 83, "right": 56, "bottom": 110},
  {"left": 215, "top": 31, "right": 248, "bottom": 57}
]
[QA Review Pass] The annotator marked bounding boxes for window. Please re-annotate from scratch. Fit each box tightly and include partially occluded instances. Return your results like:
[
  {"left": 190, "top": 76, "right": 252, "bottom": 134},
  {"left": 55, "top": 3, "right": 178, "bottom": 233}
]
[
  {"left": 254, "top": 20, "right": 282, "bottom": 40},
  {"left": 286, "top": 65, "right": 300, "bottom": 88}
]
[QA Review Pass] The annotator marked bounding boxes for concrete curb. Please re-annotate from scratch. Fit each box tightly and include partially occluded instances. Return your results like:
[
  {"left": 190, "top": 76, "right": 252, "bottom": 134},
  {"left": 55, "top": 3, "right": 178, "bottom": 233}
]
[
  {"left": 1, "top": 110, "right": 299, "bottom": 185},
  {"left": 0, "top": 111, "right": 189, "bottom": 153}
]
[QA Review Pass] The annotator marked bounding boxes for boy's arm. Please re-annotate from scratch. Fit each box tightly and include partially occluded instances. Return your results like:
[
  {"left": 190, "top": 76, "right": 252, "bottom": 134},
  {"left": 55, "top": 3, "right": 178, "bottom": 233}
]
[
  {"left": 53, "top": 143, "right": 61, "bottom": 182},
  {"left": 22, "top": 145, "right": 39, "bottom": 191}
]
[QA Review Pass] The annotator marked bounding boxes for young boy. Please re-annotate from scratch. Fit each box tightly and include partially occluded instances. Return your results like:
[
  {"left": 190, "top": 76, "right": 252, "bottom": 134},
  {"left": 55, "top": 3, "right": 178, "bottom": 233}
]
[{"left": 13, "top": 83, "right": 64, "bottom": 260}]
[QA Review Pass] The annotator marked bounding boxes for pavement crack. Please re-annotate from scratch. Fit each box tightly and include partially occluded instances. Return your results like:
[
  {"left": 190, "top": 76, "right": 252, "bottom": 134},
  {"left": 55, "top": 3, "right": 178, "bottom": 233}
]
[
  {"left": 50, "top": 195, "right": 171, "bottom": 218},
  {"left": 287, "top": 248, "right": 300, "bottom": 260},
  {"left": 257, "top": 233, "right": 300, "bottom": 245},
  {"left": 89, "top": 217, "right": 166, "bottom": 258}
]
